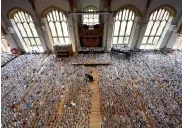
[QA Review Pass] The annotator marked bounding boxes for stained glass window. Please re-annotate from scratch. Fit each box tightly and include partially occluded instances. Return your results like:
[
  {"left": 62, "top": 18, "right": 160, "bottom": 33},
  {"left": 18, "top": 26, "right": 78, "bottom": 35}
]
[
  {"left": 173, "top": 34, "right": 182, "bottom": 49},
  {"left": 47, "top": 10, "right": 70, "bottom": 45},
  {"left": 1, "top": 33, "right": 10, "bottom": 53},
  {"left": 12, "top": 10, "right": 43, "bottom": 52},
  {"left": 112, "top": 9, "right": 135, "bottom": 47},
  {"left": 140, "top": 8, "right": 170, "bottom": 49},
  {"left": 82, "top": 6, "right": 99, "bottom": 25}
]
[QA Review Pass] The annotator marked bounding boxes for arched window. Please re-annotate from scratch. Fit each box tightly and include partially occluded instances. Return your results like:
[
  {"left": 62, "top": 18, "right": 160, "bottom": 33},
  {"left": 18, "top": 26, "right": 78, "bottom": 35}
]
[
  {"left": 112, "top": 5, "right": 140, "bottom": 47},
  {"left": 1, "top": 33, "right": 10, "bottom": 53},
  {"left": 46, "top": 9, "right": 70, "bottom": 45},
  {"left": 9, "top": 8, "right": 43, "bottom": 52},
  {"left": 82, "top": 6, "right": 99, "bottom": 25},
  {"left": 140, "top": 5, "right": 176, "bottom": 49}
]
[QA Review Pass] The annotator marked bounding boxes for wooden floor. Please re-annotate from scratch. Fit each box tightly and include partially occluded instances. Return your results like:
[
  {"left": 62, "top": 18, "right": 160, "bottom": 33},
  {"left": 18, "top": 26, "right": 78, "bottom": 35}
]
[
  {"left": 135, "top": 89, "right": 154, "bottom": 128},
  {"left": 89, "top": 66, "right": 101, "bottom": 128},
  {"left": 57, "top": 84, "right": 68, "bottom": 115}
]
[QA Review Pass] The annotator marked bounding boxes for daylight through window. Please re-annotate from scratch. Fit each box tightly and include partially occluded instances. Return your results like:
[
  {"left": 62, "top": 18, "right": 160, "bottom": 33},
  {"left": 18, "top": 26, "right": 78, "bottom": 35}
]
[
  {"left": 140, "top": 8, "right": 170, "bottom": 49},
  {"left": 82, "top": 6, "right": 99, "bottom": 25},
  {"left": 12, "top": 10, "right": 43, "bottom": 52},
  {"left": 112, "top": 9, "right": 135, "bottom": 47},
  {"left": 47, "top": 10, "right": 70, "bottom": 45}
]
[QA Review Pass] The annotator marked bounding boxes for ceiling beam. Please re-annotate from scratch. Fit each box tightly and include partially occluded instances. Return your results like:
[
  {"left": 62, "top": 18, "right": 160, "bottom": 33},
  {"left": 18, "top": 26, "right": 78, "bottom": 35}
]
[
  {"left": 143, "top": 0, "right": 152, "bottom": 16},
  {"left": 28, "top": 0, "right": 36, "bottom": 10},
  {"left": 68, "top": 0, "right": 77, "bottom": 11},
  {"left": 103, "top": 0, "right": 112, "bottom": 10}
]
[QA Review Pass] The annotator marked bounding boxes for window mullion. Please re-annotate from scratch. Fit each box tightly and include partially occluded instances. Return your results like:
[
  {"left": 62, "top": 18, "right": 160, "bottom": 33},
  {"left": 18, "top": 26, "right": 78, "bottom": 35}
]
[
  {"left": 22, "top": 23, "right": 34, "bottom": 48},
  {"left": 14, "top": 16, "right": 26, "bottom": 38},
  {"left": 55, "top": 22, "right": 61, "bottom": 44},
  {"left": 122, "top": 10, "right": 130, "bottom": 44},
  {"left": 65, "top": 21, "right": 70, "bottom": 39},
  {"left": 158, "top": 15, "right": 170, "bottom": 37},
  {"left": 18, "top": 12, "right": 31, "bottom": 39},
  {"left": 145, "top": 13, "right": 159, "bottom": 45},
  {"left": 128, "top": 17, "right": 135, "bottom": 44},
  {"left": 24, "top": 12, "right": 40, "bottom": 51},
  {"left": 88, "top": 14, "right": 90, "bottom": 25},
  {"left": 151, "top": 10, "right": 167, "bottom": 47},
  {"left": 156, "top": 19, "right": 169, "bottom": 48},
  {"left": 112, "top": 18, "right": 116, "bottom": 47},
  {"left": 146, "top": 26, "right": 153, "bottom": 45},
  {"left": 18, "top": 11, "right": 24, "bottom": 23},
  {"left": 59, "top": 13, "right": 66, "bottom": 44},
  {"left": 16, "top": 14, "right": 33, "bottom": 48},
  {"left": 13, "top": 11, "right": 42, "bottom": 52},
  {"left": 116, "top": 12, "right": 123, "bottom": 46},
  {"left": 83, "top": 6, "right": 99, "bottom": 25},
  {"left": 47, "top": 17, "right": 55, "bottom": 44},
  {"left": 50, "top": 12, "right": 60, "bottom": 44},
  {"left": 47, "top": 13, "right": 53, "bottom": 37},
  {"left": 15, "top": 23, "right": 29, "bottom": 49},
  {"left": 28, "top": 22, "right": 41, "bottom": 51},
  {"left": 93, "top": 13, "right": 94, "bottom": 24},
  {"left": 16, "top": 24, "right": 28, "bottom": 49},
  {"left": 145, "top": 20, "right": 155, "bottom": 45},
  {"left": 25, "top": 16, "right": 40, "bottom": 51},
  {"left": 47, "top": 10, "right": 70, "bottom": 45},
  {"left": 14, "top": 18, "right": 29, "bottom": 49}
]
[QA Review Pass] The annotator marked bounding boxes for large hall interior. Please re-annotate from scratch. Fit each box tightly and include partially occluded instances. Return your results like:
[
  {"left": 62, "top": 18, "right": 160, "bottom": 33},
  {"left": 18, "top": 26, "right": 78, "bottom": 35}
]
[{"left": 1, "top": 0, "right": 182, "bottom": 127}]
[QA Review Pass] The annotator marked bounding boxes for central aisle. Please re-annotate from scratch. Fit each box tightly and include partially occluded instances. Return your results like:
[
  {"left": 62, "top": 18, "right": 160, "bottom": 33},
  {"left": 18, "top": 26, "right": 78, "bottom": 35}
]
[{"left": 89, "top": 66, "right": 101, "bottom": 128}]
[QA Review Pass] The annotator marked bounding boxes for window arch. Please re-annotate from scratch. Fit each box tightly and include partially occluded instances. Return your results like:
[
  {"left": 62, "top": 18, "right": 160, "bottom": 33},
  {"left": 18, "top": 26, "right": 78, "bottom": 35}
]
[
  {"left": 82, "top": 6, "right": 99, "bottom": 25},
  {"left": 140, "top": 5, "right": 176, "bottom": 49},
  {"left": 44, "top": 7, "right": 70, "bottom": 45},
  {"left": 112, "top": 5, "right": 141, "bottom": 47},
  {"left": 8, "top": 8, "right": 43, "bottom": 53}
]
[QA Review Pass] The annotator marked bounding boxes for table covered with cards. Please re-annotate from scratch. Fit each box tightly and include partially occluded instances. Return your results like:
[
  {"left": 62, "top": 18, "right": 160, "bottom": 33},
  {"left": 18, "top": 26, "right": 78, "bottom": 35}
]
[{"left": 1, "top": 51, "right": 182, "bottom": 127}]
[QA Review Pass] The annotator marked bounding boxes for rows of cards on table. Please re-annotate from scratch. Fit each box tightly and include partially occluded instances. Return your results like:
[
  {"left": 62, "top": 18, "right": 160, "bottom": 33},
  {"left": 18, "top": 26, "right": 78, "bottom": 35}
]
[
  {"left": 1, "top": 53, "right": 16, "bottom": 66},
  {"left": 1, "top": 51, "right": 182, "bottom": 127},
  {"left": 1, "top": 54, "right": 47, "bottom": 98}
]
